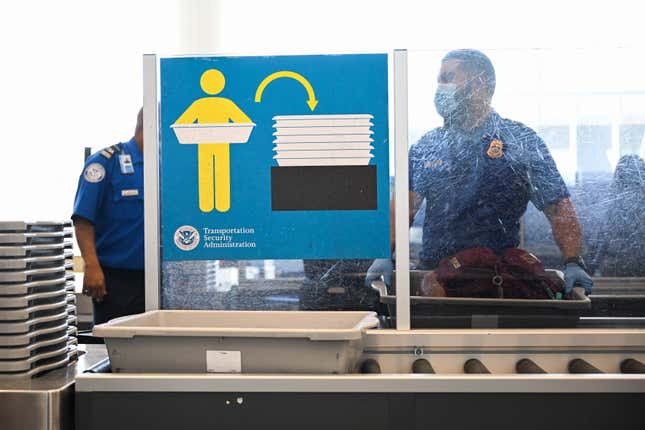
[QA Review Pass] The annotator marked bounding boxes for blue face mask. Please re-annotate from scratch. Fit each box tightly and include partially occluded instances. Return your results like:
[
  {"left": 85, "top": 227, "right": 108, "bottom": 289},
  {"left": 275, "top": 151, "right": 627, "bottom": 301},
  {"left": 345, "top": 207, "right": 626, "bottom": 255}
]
[{"left": 434, "top": 83, "right": 459, "bottom": 118}]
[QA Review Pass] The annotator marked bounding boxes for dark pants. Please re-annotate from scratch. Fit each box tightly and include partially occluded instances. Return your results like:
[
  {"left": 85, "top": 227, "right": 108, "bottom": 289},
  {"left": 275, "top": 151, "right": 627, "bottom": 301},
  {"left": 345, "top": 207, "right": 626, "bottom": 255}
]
[{"left": 93, "top": 267, "right": 145, "bottom": 325}]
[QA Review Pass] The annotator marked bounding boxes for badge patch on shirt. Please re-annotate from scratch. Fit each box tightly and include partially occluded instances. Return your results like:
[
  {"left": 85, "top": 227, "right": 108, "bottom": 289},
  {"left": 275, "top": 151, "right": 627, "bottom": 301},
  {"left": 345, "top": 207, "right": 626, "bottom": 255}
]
[
  {"left": 424, "top": 159, "right": 444, "bottom": 169},
  {"left": 486, "top": 139, "right": 504, "bottom": 159},
  {"left": 84, "top": 163, "right": 106, "bottom": 183},
  {"left": 119, "top": 154, "right": 134, "bottom": 174},
  {"left": 121, "top": 189, "right": 139, "bottom": 197}
]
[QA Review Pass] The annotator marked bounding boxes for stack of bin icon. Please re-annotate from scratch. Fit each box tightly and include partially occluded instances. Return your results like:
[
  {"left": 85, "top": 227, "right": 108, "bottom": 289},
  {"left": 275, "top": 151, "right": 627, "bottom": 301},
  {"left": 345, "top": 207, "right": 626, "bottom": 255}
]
[
  {"left": 272, "top": 114, "right": 374, "bottom": 166},
  {"left": 270, "top": 114, "right": 379, "bottom": 211}
]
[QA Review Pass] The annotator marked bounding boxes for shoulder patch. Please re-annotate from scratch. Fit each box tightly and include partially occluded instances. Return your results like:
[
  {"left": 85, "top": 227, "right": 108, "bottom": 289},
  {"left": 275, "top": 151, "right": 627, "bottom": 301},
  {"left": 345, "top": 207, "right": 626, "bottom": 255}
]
[
  {"left": 84, "top": 163, "right": 106, "bottom": 183},
  {"left": 99, "top": 144, "right": 122, "bottom": 159}
]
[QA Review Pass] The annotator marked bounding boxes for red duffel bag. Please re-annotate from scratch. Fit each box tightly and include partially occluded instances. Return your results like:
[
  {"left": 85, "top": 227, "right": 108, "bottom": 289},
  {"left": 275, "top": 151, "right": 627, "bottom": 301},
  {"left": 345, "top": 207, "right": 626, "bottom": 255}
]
[{"left": 433, "top": 247, "right": 563, "bottom": 299}]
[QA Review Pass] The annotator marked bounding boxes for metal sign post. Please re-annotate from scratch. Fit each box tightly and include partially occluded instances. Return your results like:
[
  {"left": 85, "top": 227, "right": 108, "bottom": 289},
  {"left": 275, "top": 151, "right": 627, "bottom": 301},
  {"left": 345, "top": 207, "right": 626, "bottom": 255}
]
[
  {"left": 143, "top": 54, "right": 161, "bottom": 311},
  {"left": 393, "top": 49, "right": 411, "bottom": 330}
]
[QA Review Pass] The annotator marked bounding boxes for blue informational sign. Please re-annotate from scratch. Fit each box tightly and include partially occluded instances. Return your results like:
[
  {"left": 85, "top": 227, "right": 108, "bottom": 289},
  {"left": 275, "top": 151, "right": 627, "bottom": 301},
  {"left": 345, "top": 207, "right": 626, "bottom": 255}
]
[{"left": 160, "top": 54, "right": 390, "bottom": 260}]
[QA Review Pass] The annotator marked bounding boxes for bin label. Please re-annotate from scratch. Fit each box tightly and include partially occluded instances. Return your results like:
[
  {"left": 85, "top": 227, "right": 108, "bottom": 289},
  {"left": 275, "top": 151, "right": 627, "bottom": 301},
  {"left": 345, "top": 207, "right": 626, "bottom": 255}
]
[{"left": 206, "top": 350, "right": 242, "bottom": 373}]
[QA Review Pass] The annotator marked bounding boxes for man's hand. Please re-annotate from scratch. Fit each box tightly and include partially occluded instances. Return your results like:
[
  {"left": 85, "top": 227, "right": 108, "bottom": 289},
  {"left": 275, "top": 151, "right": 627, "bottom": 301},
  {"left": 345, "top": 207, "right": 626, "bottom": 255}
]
[
  {"left": 74, "top": 217, "right": 106, "bottom": 301},
  {"left": 564, "top": 263, "right": 593, "bottom": 295},
  {"left": 365, "top": 259, "right": 394, "bottom": 287},
  {"left": 83, "top": 262, "right": 107, "bottom": 301}
]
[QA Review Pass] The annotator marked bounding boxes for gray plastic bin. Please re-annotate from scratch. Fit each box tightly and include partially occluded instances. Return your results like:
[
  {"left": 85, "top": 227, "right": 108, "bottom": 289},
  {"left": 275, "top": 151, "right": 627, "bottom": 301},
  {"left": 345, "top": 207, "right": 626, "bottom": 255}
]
[
  {"left": 93, "top": 310, "right": 379, "bottom": 374},
  {"left": 0, "top": 254, "right": 65, "bottom": 270},
  {"left": 373, "top": 269, "right": 591, "bottom": 328},
  {"left": 0, "top": 322, "right": 68, "bottom": 347},
  {"left": 0, "top": 231, "right": 67, "bottom": 245},
  {"left": 0, "top": 266, "right": 66, "bottom": 283},
  {"left": 0, "top": 243, "right": 66, "bottom": 257},
  {"left": 0, "top": 298, "right": 68, "bottom": 321},
  {"left": 0, "top": 288, "right": 67, "bottom": 308},
  {"left": 0, "top": 276, "right": 67, "bottom": 296},
  {"left": 0, "top": 221, "right": 66, "bottom": 232},
  {"left": 0, "top": 310, "right": 69, "bottom": 334}
]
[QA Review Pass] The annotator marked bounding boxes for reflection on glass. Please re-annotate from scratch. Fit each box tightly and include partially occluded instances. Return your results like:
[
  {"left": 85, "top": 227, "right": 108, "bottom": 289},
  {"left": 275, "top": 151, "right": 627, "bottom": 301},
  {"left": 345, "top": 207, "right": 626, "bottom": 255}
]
[
  {"left": 160, "top": 48, "right": 645, "bottom": 329},
  {"left": 402, "top": 48, "right": 645, "bottom": 328},
  {"left": 405, "top": 49, "right": 589, "bottom": 296},
  {"left": 162, "top": 259, "right": 380, "bottom": 312},
  {"left": 589, "top": 155, "right": 645, "bottom": 277}
]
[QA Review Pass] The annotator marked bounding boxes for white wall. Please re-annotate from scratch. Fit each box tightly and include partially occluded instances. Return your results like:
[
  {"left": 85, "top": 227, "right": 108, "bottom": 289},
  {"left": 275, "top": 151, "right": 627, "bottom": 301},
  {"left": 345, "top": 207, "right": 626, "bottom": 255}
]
[
  {"left": 0, "top": 0, "right": 179, "bottom": 220},
  {"left": 0, "top": 0, "right": 643, "bottom": 220},
  {"left": 215, "top": 0, "right": 644, "bottom": 52}
]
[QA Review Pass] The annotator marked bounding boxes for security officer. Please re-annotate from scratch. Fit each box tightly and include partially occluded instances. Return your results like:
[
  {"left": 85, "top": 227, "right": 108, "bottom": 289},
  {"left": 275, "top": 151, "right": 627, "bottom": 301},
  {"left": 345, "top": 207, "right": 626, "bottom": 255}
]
[
  {"left": 367, "top": 49, "right": 593, "bottom": 296},
  {"left": 72, "top": 108, "right": 145, "bottom": 324}
]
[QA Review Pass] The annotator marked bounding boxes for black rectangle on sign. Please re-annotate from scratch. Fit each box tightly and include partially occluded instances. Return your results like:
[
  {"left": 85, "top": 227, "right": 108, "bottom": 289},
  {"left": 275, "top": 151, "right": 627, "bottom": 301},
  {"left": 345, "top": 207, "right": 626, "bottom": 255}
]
[{"left": 271, "top": 166, "right": 377, "bottom": 211}]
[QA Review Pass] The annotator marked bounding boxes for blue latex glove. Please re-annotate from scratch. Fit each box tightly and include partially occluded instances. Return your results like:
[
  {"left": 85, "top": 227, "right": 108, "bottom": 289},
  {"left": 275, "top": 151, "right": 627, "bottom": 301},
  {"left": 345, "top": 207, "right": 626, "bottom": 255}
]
[
  {"left": 564, "top": 263, "right": 593, "bottom": 295},
  {"left": 365, "top": 258, "right": 393, "bottom": 287}
]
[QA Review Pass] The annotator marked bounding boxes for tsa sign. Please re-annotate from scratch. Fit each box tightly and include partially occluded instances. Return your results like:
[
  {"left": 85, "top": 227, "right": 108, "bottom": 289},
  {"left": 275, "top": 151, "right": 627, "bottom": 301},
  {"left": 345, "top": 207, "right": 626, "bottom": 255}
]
[{"left": 160, "top": 54, "right": 390, "bottom": 260}]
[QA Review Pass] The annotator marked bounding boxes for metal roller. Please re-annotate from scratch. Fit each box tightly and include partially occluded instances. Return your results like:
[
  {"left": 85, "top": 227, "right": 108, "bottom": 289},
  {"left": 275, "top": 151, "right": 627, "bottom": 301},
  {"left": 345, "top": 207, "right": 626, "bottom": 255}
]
[
  {"left": 516, "top": 358, "right": 546, "bottom": 374},
  {"left": 412, "top": 358, "right": 435, "bottom": 374},
  {"left": 568, "top": 358, "right": 603, "bottom": 374},
  {"left": 464, "top": 358, "right": 490, "bottom": 374},
  {"left": 620, "top": 358, "right": 645, "bottom": 374},
  {"left": 359, "top": 358, "right": 381, "bottom": 374}
]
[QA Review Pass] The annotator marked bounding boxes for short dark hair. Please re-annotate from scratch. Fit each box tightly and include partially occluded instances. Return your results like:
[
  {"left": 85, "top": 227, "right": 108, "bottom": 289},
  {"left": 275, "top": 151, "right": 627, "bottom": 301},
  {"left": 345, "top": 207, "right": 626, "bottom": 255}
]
[
  {"left": 442, "top": 49, "right": 496, "bottom": 98},
  {"left": 135, "top": 107, "right": 143, "bottom": 134}
]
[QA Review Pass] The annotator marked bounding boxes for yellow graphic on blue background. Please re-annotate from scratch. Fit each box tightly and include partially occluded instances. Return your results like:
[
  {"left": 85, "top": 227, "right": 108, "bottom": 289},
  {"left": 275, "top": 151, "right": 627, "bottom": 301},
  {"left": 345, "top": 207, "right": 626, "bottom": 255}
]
[
  {"left": 172, "top": 69, "right": 255, "bottom": 212},
  {"left": 255, "top": 71, "right": 318, "bottom": 111},
  {"left": 160, "top": 54, "right": 390, "bottom": 261}
]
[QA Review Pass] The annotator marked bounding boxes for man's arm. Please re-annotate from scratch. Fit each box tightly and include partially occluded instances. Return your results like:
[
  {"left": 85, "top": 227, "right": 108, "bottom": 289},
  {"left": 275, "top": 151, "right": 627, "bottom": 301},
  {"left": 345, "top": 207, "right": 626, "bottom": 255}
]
[
  {"left": 390, "top": 191, "right": 423, "bottom": 251},
  {"left": 74, "top": 217, "right": 106, "bottom": 301},
  {"left": 543, "top": 197, "right": 593, "bottom": 294},
  {"left": 542, "top": 197, "right": 582, "bottom": 259}
]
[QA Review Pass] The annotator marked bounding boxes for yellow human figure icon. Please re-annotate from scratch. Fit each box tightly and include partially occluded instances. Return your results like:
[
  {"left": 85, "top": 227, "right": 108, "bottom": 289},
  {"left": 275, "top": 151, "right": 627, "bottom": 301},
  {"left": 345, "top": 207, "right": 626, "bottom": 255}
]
[{"left": 174, "top": 69, "right": 252, "bottom": 212}]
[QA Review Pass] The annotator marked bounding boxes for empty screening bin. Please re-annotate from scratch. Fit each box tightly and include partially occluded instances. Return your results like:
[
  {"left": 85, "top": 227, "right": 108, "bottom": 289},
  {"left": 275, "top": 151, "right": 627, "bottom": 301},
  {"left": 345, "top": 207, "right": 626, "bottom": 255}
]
[{"left": 93, "top": 310, "right": 379, "bottom": 374}]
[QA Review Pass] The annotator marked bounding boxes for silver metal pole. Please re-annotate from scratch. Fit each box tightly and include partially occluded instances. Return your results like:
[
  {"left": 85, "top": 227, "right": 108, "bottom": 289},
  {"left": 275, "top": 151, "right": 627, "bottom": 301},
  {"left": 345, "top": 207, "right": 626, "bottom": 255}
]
[
  {"left": 393, "top": 49, "right": 410, "bottom": 330},
  {"left": 143, "top": 54, "right": 160, "bottom": 311}
]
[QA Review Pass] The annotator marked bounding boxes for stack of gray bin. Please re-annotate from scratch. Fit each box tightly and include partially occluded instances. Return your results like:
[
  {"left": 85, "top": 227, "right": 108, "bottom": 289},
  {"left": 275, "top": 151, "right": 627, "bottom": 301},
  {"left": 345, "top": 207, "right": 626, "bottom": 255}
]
[
  {"left": 64, "top": 221, "right": 78, "bottom": 357},
  {"left": 0, "top": 221, "right": 77, "bottom": 377}
]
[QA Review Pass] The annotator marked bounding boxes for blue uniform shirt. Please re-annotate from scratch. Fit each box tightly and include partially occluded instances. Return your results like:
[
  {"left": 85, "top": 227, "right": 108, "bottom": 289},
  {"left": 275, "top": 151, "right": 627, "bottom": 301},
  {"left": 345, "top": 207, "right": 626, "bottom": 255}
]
[
  {"left": 72, "top": 138, "right": 144, "bottom": 270},
  {"left": 409, "top": 111, "right": 569, "bottom": 264}
]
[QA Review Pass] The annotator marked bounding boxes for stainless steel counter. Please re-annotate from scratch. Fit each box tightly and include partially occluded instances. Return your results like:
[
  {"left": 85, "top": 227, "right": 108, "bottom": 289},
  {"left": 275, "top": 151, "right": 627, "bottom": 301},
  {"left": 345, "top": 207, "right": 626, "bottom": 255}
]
[
  {"left": 76, "top": 329, "right": 645, "bottom": 393},
  {"left": 0, "top": 344, "right": 108, "bottom": 430},
  {"left": 74, "top": 330, "right": 645, "bottom": 430}
]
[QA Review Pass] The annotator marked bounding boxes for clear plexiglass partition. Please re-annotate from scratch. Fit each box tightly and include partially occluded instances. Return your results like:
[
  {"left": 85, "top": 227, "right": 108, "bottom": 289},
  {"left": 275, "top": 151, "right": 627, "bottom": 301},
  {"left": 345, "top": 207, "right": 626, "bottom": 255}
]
[{"left": 147, "top": 48, "right": 645, "bottom": 329}]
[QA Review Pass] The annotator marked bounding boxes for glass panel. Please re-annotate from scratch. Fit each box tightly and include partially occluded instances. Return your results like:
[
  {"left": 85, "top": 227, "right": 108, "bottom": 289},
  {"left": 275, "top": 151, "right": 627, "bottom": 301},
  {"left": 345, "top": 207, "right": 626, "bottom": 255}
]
[
  {"left": 158, "top": 53, "right": 391, "bottom": 313},
  {"left": 157, "top": 48, "right": 644, "bottom": 327},
  {"left": 161, "top": 258, "right": 380, "bottom": 311},
  {"left": 406, "top": 48, "right": 645, "bottom": 329}
]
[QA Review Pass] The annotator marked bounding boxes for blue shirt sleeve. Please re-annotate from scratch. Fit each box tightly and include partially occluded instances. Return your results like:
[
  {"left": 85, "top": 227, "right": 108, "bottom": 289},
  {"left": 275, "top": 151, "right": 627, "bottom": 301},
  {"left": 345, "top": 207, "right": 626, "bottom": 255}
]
[
  {"left": 524, "top": 131, "right": 570, "bottom": 211},
  {"left": 72, "top": 154, "right": 110, "bottom": 224}
]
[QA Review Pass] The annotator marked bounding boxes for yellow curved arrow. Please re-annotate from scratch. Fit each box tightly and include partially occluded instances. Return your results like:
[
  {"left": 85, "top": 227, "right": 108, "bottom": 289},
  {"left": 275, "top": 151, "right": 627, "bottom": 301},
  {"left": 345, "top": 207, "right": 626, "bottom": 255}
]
[{"left": 255, "top": 71, "right": 318, "bottom": 111}]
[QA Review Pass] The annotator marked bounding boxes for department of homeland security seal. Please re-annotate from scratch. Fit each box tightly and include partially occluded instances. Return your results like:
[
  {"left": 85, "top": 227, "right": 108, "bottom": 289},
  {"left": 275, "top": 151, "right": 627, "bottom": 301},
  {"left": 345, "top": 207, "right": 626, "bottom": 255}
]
[
  {"left": 174, "top": 225, "right": 200, "bottom": 251},
  {"left": 486, "top": 139, "right": 504, "bottom": 159},
  {"left": 84, "top": 163, "right": 106, "bottom": 183}
]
